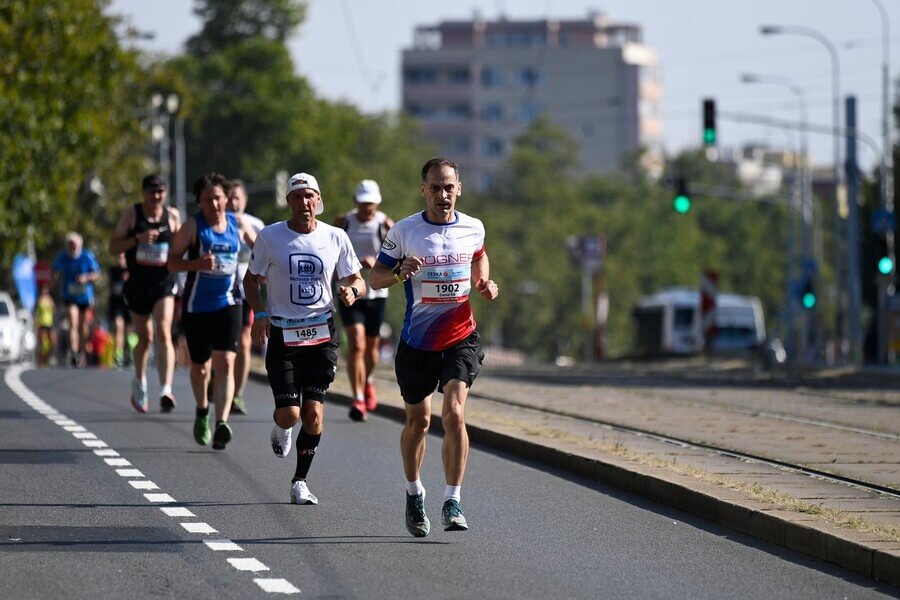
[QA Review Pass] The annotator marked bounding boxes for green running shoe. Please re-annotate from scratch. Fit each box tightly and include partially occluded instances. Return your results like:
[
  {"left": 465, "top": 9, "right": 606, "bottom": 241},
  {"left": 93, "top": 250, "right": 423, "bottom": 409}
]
[
  {"left": 231, "top": 395, "right": 247, "bottom": 415},
  {"left": 193, "top": 413, "right": 211, "bottom": 446},
  {"left": 211, "top": 421, "right": 233, "bottom": 451},
  {"left": 442, "top": 499, "right": 468, "bottom": 531},
  {"left": 405, "top": 493, "right": 430, "bottom": 538}
]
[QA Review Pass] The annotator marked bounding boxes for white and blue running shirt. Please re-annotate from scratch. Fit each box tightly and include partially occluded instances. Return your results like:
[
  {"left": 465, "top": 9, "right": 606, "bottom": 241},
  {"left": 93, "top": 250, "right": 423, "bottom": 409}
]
[
  {"left": 248, "top": 221, "right": 362, "bottom": 323},
  {"left": 376, "top": 210, "right": 485, "bottom": 351}
]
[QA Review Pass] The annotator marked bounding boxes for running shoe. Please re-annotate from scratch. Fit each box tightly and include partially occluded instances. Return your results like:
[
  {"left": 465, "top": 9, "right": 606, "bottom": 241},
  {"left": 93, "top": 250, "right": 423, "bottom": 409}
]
[
  {"left": 364, "top": 381, "right": 378, "bottom": 412},
  {"left": 290, "top": 480, "right": 318, "bottom": 505},
  {"left": 405, "top": 492, "right": 430, "bottom": 538},
  {"left": 442, "top": 499, "right": 468, "bottom": 531},
  {"left": 270, "top": 425, "right": 292, "bottom": 458},
  {"left": 348, "top": 400, "right": 367, "bottom": 422},
  {"left": 193, "top": 413, "right": 211, "bottom": 445},
  {"left": 130, "top": 380, "right": 148, "bottom": 414},
  {"left": 231, "top": 395, "right": 248, "bottom": 415},
  {"left": 211, "top": 421, "right": 233, "bottom": 451},
  {"left": 160, "top": 393, "right": 176, "bottom": 413}
]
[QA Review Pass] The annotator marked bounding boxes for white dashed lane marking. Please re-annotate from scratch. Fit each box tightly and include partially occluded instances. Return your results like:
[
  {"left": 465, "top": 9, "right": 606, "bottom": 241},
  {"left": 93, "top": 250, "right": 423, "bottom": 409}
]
[{"left": 4, "top": 366, "right": 300, "bottom": 595}]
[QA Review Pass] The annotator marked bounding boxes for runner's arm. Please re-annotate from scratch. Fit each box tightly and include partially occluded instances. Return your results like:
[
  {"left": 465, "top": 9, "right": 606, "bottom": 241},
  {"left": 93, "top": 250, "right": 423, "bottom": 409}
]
[
  {"left": 167, "top": 218, "right": 210, "bottom": 273},
  {"left": 472, "top": 252, "right": 499, "bottom": 301},
  {"left": 337, "top": 271, "right": 366, "bottom": 306},
  {"left": 108, "top": 208, "right": 137, "bottom": 255},
  {"left": 244, "top": 271, "right": 269, "bottom": 347}
]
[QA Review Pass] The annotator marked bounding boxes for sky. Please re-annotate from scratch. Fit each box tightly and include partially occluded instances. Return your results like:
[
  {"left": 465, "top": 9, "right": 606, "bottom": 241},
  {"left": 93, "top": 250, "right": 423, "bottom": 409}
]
[{"left": 108, "top": 0, "right": 900, "bottom": 171}]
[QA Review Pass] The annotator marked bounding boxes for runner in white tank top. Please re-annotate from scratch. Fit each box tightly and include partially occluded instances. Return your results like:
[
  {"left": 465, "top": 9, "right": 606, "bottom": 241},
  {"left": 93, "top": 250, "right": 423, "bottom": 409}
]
[{"left": 333, "top": 179, "right": 395, "bottom": 421}]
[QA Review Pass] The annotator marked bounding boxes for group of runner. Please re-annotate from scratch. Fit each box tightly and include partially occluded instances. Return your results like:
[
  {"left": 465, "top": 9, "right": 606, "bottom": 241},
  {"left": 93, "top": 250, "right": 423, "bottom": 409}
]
[{"left": 53, "top": 157, "right": 500, "bottom": 537}]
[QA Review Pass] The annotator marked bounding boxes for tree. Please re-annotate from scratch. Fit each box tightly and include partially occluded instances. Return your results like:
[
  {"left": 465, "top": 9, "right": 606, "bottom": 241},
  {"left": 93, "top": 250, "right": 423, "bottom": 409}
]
[
  {"left": 186, "top": 0, "right": 305, "bottom": 58},
  {"left": 0, "top": 0, "right": 148, "bottom": 269}
]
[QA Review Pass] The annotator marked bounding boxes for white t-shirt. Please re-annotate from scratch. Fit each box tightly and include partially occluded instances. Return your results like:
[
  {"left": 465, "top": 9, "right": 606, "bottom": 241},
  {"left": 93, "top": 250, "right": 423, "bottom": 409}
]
[
  {"left": 376, "top": 210, "right": 485, "bottom": 351},
  {"left": 236, "top": 212, "right": 265, "bottom": 294},
  {"left": 248, "top": 221, "right": 362, "bottom": 324},
  {"left": 341, "top": 209, "right": 389, "bottom": 300}
]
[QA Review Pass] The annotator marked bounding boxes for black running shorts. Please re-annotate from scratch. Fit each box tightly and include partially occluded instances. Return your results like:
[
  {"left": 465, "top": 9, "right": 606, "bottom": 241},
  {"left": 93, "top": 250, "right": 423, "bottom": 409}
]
[
  {"left": 394, "top": 331, "right": 485, "bottom": 404},
  {"left": 123, "top": 279, "right": 177, "bottom": 316},
  {"left": 265, "top": 325, "right": 339, "bottom": 408},
  {"left": 181, "top": 305, "right": 242, "bottom": 364},
  {"left": 336, "top": 298, "right": 386, "bottom": 338}
]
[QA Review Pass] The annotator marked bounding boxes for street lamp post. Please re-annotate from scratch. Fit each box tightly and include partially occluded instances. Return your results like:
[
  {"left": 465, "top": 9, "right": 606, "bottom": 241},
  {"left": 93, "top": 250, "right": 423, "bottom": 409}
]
[
  {"left": 740, "top": 73, "right": 813, "bottom": 362},
  {"left": 760, "top": 24, "right": 844, "bottom": 362},
  {"left": 869, "top": 0, "right": 893, "bottom": 364}
]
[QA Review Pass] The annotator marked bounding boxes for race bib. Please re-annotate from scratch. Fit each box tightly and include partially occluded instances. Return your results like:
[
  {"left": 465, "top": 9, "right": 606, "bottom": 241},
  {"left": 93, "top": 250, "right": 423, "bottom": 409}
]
[
  {"left": 136, "top": 242, "right": 169, "bottom": 266},
  {"left": 274, "top": 314, "right": 331, "bottom": 347},
  {"left": 421, "top": 266, "right": 471, "bottom": 304},
  {"left": 205, "top": 243, "right": 237, "bottom": 277},
  {"left": 67, "top": 282, "right": 87, "bottom": 296}
]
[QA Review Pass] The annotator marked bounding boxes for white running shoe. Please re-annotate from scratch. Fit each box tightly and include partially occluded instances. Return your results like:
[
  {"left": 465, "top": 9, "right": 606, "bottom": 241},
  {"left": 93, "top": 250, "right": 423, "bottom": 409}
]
[
  {"left": 290, "top": 480, "right": 318, "bottom": 505},
  {"left": 270, "top": 425, "right": 292, "bottom": 458}
]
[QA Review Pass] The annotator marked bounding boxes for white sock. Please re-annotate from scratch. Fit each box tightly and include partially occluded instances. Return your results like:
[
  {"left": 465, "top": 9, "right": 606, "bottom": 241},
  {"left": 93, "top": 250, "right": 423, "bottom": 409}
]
[
  {"left": 355, "top": 393, "right": 365, "bottom": 402},
  {"left": 366, "top": 375, "right": 374, "bottom": 384},
  {"left": 159, "top": 384, "right": 172, "bottom": 397},
  {"left": 406, "top": 479, "right": 425, "bottom": 497},
  {"left": 135, "top": 376, "right": 147, "bottom": 390},
  {"left": 444, "top": 485, "right": 461, "bottom": 503}
]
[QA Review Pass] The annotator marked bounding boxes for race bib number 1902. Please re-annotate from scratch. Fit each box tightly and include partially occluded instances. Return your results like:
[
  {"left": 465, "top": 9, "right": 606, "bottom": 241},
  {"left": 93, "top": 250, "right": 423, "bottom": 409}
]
[{"left": 421, "top": 266, "right": 471, "bottom": 304}]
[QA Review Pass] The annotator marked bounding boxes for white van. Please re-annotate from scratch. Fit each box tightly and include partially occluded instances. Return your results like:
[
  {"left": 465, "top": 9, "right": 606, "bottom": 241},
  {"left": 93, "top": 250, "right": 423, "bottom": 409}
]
[{"left": 632, "top": 288, "right": 766, "bottom": 356}]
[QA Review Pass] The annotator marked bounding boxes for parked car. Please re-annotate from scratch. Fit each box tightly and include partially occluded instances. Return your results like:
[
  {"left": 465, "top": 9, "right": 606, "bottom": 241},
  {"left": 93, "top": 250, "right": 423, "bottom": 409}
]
[{"left": 0, "top": 291, "right": 25, "bottom": 363}]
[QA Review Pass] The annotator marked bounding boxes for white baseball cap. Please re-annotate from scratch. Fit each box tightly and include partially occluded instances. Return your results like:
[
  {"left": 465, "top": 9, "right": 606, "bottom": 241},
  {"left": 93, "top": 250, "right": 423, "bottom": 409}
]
[
  {"left": 286, "top": 172, "right": 324, "bottom": 215},
  {"left": 354, "top": 179, "right": 382, "bottom": 204}
]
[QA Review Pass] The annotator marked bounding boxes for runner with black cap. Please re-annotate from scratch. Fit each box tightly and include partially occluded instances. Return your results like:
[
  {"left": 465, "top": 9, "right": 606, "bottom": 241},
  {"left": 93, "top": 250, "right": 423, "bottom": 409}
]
[{"left": 109, "top": 173, "right": 182, "bottom": 413}]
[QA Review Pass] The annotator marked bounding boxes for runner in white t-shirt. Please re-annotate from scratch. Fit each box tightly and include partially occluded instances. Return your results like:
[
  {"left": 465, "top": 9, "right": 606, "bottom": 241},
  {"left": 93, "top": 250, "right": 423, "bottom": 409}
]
[
  {"left": 227, "top": 179, "right": 266, "bottom": 416},
  {"left": 244, "top": 172, "right": 365, "bottom": 506},
  {"left": 370, "top": 158, "right": 500, "bottom": 537}
]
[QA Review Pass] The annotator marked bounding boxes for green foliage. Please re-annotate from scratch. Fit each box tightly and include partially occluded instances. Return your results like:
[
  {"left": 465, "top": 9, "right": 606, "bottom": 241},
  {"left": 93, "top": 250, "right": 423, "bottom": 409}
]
[
  {"left": 186, "top": 0, "right": 305, "bottom": 58},
  {"left": 0, "top": 0, "right": 148, "bottom": 269}
]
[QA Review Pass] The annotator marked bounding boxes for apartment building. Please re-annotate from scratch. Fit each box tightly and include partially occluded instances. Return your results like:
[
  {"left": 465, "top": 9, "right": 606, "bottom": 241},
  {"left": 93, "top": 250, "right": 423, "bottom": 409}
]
[{"left": 401, "top": 12, "right": 663, "bottom": 190}]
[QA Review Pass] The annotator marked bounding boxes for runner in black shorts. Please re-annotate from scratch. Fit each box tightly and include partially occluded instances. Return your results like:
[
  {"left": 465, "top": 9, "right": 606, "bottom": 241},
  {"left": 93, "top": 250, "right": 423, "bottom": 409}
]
[
  {"left": 333, "top": 179, "right": 394, "bottom": 421},
  {"left": 370, "top": 158, "right": 500, "bottom": 537},
  {"left": 244, "top": 171, "right": 364, "bottom": 506},
  {"left": 108, "top": 174, "right": 181, "bottom": 413}
]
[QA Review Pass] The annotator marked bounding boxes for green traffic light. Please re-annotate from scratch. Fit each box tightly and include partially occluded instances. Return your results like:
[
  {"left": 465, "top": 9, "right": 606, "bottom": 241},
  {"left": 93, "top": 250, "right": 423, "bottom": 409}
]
[
  {"left": 673, "top": 195, "right": 691, "bottom": 214},
  {"left": 703, "top": 128, "right": 716, "bottom": 145},
  {"left": 878, "top": 256, "right": 894, "bottom": 275},
  {"left": 801, "top": 292, "right": 816, "bottom": 310}
]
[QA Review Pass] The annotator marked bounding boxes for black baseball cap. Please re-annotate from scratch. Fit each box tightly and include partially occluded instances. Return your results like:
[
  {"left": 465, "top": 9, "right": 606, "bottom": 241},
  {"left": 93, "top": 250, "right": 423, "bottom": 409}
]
[{"left": 142, "top": 174, "right": 167, "bottom": 190}]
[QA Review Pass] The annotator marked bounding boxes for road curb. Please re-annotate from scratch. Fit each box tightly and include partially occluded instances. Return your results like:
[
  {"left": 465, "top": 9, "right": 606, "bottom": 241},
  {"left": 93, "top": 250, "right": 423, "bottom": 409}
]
[{"left": 248, "top": 370, "right": 899, "bottom": 587}]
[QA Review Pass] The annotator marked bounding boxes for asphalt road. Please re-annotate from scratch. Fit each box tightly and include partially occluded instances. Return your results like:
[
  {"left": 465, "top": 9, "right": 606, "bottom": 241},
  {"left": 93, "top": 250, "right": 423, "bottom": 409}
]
[{"left": 0, "top": 366, "right": 895, "bottom": 599}]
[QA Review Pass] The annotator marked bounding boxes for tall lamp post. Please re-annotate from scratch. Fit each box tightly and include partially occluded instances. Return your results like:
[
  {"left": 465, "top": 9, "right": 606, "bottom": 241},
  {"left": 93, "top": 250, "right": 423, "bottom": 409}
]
[
  {"left": 741, "top": 73, "right": 813, "bottom": 362},
  {"left": 760, "top": 24, "right": 844, "bottom": 361},
  {"left": 869, "top": 0, "right": 894, "bottom": 364}
]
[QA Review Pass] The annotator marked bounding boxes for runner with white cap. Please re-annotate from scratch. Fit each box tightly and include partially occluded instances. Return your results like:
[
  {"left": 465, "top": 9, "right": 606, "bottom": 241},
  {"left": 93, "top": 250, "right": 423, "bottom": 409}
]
[
  {"left": 333, "top": 179, "right": 394, "bottom": 421},
  {"left": 244, "top": 172, "right": 365, "bottom": 505}
]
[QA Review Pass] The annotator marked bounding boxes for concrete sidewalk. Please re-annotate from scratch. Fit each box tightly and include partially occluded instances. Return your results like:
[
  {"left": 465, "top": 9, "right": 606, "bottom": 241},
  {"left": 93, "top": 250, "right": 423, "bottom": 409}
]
[{"left": 249, "top": 361, "right": 900, "bottom": 587}]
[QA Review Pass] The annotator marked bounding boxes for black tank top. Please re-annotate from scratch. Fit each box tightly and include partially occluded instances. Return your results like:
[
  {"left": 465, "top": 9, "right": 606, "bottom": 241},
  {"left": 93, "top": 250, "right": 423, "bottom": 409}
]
[{"left": 125, "top": 203, "right": 176, "bottom": 288}]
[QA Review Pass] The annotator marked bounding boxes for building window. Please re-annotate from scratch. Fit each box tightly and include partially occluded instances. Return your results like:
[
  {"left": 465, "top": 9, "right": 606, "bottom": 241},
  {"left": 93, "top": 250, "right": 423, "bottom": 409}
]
[
  {"left": 404, "top": 67, "right": 437, "bottom": 85},
  {"left": 445, "top": 137, "right": 471, "bottom": 154},
  {"left": 482, "top": 137, "right": 504, "bottom": 157},
  {"left": 480, "top": 102, "right": 504, "bottom": 121},
  {"left": 405, "top": 103, "right": 436, "bottom": 119},
  {"left": 486, "top": 32, "right": 546, "bottom": 47},
  {"left": 446, "top": 67, "right": 470, "bottom": 84},
  {"left": 517, "top": 101, "right": 542, "bottom": 124},
  {"left": 481, "top": 67, "right": 504, "bottom": 88},
  {"left": 517, "top": 67, "right": 542, "bottom": 87},
  {"left": 446, "top": 103, "right": 471, "bottom": 119}
]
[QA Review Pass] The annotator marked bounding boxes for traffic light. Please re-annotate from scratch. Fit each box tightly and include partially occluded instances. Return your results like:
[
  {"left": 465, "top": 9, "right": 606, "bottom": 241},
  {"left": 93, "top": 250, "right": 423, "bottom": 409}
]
[
  {"left": 800, "top": 277, "right": 817, "bottom": 310},
  {"left": 702, "top": 98, "right": 716, "bottom": 146},
  {"left": 673, "top": 177, "right": 691, "bottom": 214}
]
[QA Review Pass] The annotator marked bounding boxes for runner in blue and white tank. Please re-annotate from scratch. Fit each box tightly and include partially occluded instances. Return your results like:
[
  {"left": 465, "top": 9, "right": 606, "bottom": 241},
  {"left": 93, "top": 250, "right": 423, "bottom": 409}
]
[
  {"left": 168, "top": 173, "right": 257, "bottom": 452},
  {"left": 371, "top": 157, "right": 500, "bottom": 537},
  {"left": 227, "top": 179, "right": 266, "bottom": 415},
  {"left": 244, "top": 172, "right": 365, "bottom": 506}
]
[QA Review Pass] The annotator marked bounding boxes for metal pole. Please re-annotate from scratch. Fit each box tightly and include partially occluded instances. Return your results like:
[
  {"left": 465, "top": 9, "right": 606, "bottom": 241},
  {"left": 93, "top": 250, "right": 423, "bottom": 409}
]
[
  {"left": 174, "top": 116, "right": 187, "bottom": 221},
  {"left": 845, "top": 96, "right": 863, "bottom": 363}
]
